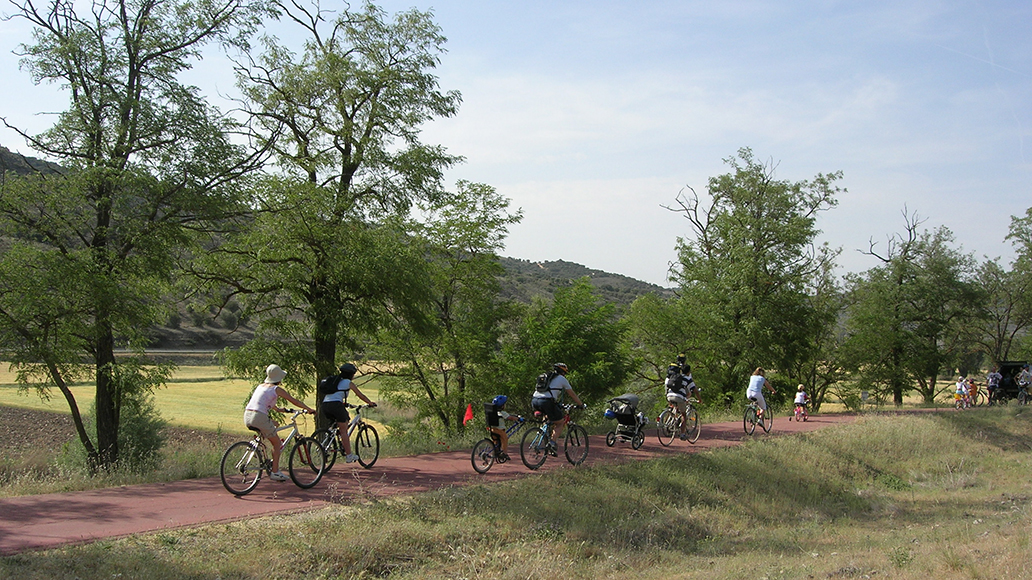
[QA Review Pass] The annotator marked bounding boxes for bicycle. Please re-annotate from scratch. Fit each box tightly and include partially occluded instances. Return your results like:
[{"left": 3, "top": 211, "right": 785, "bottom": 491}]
[
  {"left": 1018, "top": 383, "right": 1030, "bottom": 406},
  {"left": 520, "top": 403, "right": 589, "bottom": 470},
  {"left": 656, "top": 397, "right": 700, "bottom": 446},
  {"left": 471, "top": 416, "right": 527, "bottom": 474},
  {"left": 220, "top": 409, "right": 327, "bottom": 496},
  {"left": 790, "top": 402, "right": 808, "bottom": 422},
  {"left": 311, "top": 403, "right": 380, "bottom": 470},
  {"left": 743, "top": 397, "right": 772, "bottom": 435}
]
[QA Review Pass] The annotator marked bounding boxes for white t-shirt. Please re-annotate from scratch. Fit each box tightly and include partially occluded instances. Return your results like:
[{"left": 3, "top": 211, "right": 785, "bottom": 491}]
[
  {"left": 246, "top": 383, "right": 279, "bottom": 414},
  {"left": 794, "top": 391, "right": 807, "bottom": 405},
  {"left": 321, "top": 378, "right": 351, "bottom": 404},
  {"left": 533, "top": 373, "right": 571, "bottom": 401},
  {"left": 747, "top": 374, "right": 766, "bottom": 397}
]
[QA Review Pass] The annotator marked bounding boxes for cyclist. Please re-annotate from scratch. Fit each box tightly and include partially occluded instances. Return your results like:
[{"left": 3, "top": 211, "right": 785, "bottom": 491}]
[
  {"left": 793, "top": 384, "right": 809, "bottom": 418},
  {"left": 986, "top": 366, "right": 1002, "bottom": 403},
  {"left": 954, "top": 376, "right": 969, "bottom": 409},
  {"left": 1019, "top": 364, "right": 1032, "bottom": 392},
  {"left": 531, "top": 362, "right": 585, "bottom": 451},
  {"left": 665, "top": 363, "right": 697, "bottom": 440},
  {"left": 321, "top": 362, "right": 377, "bottom": 464},
  {"left": 486, "top": 395, "right": 520, "bottom": 461},
  {"left": 746, "top": 367, "right": 776, "bottom": 419},
  {"left": 243, "top": 364, "right": 315, "bottom": 481}
]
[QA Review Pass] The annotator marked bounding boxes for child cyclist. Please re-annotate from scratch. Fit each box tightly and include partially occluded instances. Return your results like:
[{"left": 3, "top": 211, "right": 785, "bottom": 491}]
[
  {"left": 954, "top": 376, "right": 969, "bottom": 409},
  {"left": 486, "top": 395, "right": 521, "bottom": 461},
  {"left": 793, "top": 384, "right": 809, "bottom": 421}
]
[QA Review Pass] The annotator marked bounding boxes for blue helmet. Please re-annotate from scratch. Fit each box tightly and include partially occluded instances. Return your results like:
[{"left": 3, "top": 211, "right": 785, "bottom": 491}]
[
  {"left": 603, "top": 408, "right": 616, "bottom": 419},
  {"left": 492, "top": 395, "right": 508, "bottom": 407}
]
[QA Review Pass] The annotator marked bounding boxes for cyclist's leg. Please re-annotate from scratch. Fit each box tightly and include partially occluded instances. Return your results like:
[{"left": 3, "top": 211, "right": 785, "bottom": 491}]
[
  {"left": 337, "top": 422, "right": 352, "bottom": 455},
  {"left": 546, "top": 400, "right": 566, "bottom": 440},
  {"left": 674, "top": 398, "right": 688, "bottom": 435},
  {"left": 245, "top": 411, "right": 283, "bottom": 472},
  {"left": 490, "top": 427, "right": 509, "bottom": 454},
  {"left": 752, "top": 392, "right": 768, "bottom": 415}
]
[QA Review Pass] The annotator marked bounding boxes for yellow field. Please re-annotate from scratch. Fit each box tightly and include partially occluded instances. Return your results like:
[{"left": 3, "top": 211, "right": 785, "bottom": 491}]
[{"left": 0, "top": 365, "right": 380, "bottom": 436}]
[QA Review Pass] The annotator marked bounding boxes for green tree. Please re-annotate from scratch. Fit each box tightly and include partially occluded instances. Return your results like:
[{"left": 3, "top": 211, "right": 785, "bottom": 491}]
[
  {"left": 1003, "top": 207, "right": 1032, "bottom": 360},
  {"left": 971, "top": 259, "right": 1030, "bottom": 363},
  {"left": 207, "top": 1, "right": 463, "bottom": 416},
  {"left": 0, "top": 0, "right": 263, "bottom": 468},
  {"left": 784, "top": 258, "right": 847, "bottom": 413},
  {"left": 500, "top": 278, "right": 629, "bottom": 405},
  {"left": 372, "top": 181, "right": 522, "bottom": 432},
  {"left": 669, "top": 148, "right": 842, "bottom": 403},
  {"left": 842, "top": 214, "right": 982, "bottom": 405}
]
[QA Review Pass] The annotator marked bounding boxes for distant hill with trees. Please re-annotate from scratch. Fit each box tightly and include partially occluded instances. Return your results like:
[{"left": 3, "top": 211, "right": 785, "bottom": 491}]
[
  {"left": 145, "top": 256, "right": 672, "bottom": 351},
  {"left": 498, "top": 257, "right": 673, "bottom": 306},
  {"left": 0, "top": 146, "right": 63, "bottom": 176}
]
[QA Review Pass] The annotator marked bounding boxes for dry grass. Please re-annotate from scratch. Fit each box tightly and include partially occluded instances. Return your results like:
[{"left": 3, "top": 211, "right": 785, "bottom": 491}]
[{"left": 4, "top": 407, "right": 1031, "bottom": 579}]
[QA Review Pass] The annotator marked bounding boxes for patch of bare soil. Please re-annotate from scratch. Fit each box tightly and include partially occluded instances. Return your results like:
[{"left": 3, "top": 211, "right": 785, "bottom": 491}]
[
  {"left": 0, "top": 405, "right": 224, "bottom": 457},
  {"left": 0, "top": 406, "right": 77, "bottom": 457}
]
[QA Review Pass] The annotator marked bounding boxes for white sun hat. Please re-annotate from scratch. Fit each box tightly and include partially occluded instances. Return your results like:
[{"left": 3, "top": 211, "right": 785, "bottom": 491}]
[{"left": 265, "top": 364, "right": 287, "bottom": 384}]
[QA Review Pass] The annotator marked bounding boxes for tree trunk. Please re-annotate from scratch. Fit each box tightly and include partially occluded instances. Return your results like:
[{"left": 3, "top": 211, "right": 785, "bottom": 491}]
[
  {"left": 94, "top": 318, "right": 120, "bottom": 469},
  {"left": 312, "top": 301, "right": 338, "bottom": 430}
]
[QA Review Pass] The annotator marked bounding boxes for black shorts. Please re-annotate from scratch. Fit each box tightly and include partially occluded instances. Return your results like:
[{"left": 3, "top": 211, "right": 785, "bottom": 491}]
[
  {"left": 322, "top": 400, "right": 350, "bottom": 424},
  {"left": 531, "top": 397, "right": 564, "bottom": 422}
]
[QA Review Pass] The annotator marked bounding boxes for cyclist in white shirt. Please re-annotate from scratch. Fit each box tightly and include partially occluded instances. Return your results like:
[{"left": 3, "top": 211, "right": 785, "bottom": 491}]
[{"left": 243, "top": 364, "right": 315, "bottom": 481}]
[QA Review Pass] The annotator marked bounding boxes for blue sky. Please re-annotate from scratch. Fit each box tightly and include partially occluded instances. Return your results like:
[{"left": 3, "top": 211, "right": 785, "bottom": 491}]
[{"left": 2, "top": 1, "right": 1030, "bottom": 286}]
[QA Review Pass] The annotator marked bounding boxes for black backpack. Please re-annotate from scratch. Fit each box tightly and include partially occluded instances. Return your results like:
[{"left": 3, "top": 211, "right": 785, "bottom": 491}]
[
  {"left": 318, "top": 374, "right": 344, "bottom": 397},
  {"left": 535, "top": 371, "right": 558, "bottom": 394},
  {"left": 667, "top": 372, "right": 688, "bottom": 396}
]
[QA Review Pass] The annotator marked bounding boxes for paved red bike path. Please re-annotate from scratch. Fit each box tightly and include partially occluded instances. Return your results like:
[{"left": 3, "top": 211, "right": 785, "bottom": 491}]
[{"left": 0, "top": 413, "right": 857, "bottom": 556}]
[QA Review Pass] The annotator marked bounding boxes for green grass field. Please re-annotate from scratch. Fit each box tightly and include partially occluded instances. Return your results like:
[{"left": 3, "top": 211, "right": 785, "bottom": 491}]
[{"left": 0, "top": 365, "right": 381, "bottom": 436}]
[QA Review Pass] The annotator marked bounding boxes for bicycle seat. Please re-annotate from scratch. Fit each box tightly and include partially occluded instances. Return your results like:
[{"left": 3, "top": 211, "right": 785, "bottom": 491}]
[
  {"left": 247, "top": 426, "right": 262, "bottom": 434},
  {"left": 533, "top": 410, "right": 544, "bottom": 420},
  {"left": 748, "top": 397, "right": 758, "bottom": 402}
]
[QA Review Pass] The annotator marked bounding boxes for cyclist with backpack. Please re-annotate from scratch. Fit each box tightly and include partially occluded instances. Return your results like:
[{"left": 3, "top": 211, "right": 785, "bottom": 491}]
[
  {"left": 320, "top": 363, "right": 376, "bottom": 463},
  {"left": 665, "top": 361, "right": 697, "bottom": 440},
  {"left": 531, "top": 363, "right": 585, "bottom": 449}
]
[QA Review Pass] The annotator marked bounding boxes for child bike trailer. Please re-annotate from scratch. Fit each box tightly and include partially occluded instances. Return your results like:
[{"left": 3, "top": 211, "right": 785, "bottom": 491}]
[{"left": 604, "top": 394, "right": 647, "bottom": 449}]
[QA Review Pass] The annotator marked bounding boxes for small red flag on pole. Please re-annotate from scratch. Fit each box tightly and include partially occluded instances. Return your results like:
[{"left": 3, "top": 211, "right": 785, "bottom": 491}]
[{"left": 462, "top": 403, "right": 474, "bottom": 426}]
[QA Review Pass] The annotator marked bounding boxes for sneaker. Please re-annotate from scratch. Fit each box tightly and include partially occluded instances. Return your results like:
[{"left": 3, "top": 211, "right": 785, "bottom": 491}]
[
  {"left": 678, "top": 433, "right": 688, "bottom": 441},
  {"left": 345, "top": 454, "right": 360, "bottom": 463},
  {"left": 498, "top": 451, "right": 510, "bottom": 462},
  {"left": 269, "top": 471, "right": 289, "bottom": 482},
  {"left": 546, "top": 442, "right": 558, "bottom": 457}
]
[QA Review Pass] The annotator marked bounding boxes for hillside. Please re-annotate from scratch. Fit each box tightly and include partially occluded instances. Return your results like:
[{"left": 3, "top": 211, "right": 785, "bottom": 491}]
[
  {"left": 0, "top": 146, "right": 63, "bottom": 176},
  {"left": 498, "top": 257, "right": 673, "bottom": 306},
  {"left": 146, "top": 257, "right": 673, "bottom": 351}
]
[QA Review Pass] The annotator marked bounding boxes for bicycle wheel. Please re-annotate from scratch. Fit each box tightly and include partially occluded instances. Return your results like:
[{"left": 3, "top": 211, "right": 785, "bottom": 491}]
[
  {"left": 761, "top": 407, "right": 773, "bottom": 433},
  {"left": 975, "top": 391, "right": 987, "bottom": 407},
  {"left": 520, "top": 427, "right": 548, "bottom": 470},
  {"left": 605, "top": 431, "right": 616, "bottom": 447},
  {"left": 1019, "top": 390, "right": 1029, "bottom": 406},
  {"left": 471, "top": 438, "right": 496, "bottom": 474},
  {"left": 685, "top": 406, "right": 700, "bottom": 444},
  {"left": 564, "top": 424, "right": 589, "bottom": 466},
  {"left": 657, "top": 409, "right": 676, "bottom": 447},
  {"left": 312, "top": 428, "right": 339, "bottom": 470},
  {"left": 220, "top": 440, "right": 263, "bottom": 496},
  {"left": 288, "top": 436, "right": 327, "bottom": 489},
  {"left": 743, "top": 407, "right": 757, "bottom": 435},
  {"left": 631, "top": 430, "right": 645, "bottom": 450},
  {"left": 354, "top": 424, "right": 380, "bottom": 469}
]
